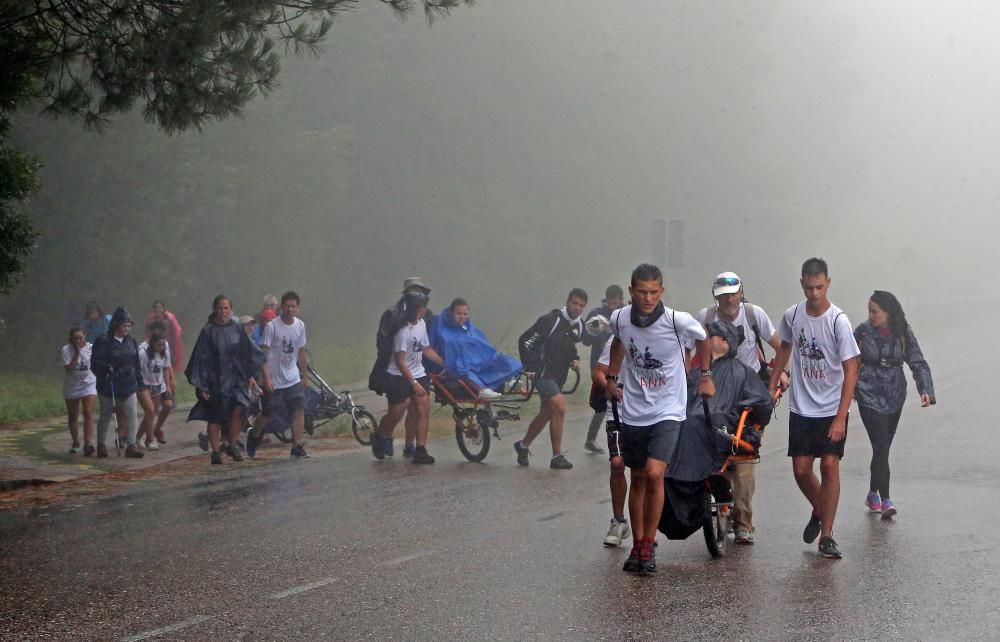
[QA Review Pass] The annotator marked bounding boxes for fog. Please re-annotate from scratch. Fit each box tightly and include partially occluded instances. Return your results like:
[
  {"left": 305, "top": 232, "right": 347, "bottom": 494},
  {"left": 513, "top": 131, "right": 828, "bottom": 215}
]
[{"left": 3, "top": 0, "right": 994, "bottom": 373}]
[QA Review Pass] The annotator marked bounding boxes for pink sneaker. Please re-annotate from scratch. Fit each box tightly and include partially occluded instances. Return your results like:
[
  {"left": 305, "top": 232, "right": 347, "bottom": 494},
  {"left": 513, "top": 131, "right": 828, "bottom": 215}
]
[
  {"left": 881, "top": 498, "right": 897, "bottom": 519},
  {"left": 865, "top": 491, "right": 882, "bottom": 513}
]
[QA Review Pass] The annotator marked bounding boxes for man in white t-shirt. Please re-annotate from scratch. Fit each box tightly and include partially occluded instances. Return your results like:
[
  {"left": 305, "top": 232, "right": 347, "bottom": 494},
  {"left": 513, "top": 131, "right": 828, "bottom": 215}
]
[
  {"left": 248, "top": 291, "right": 310, "bottom": 459},
  {"left": 606, "top": 263, "right": 710, "bottom": 575},
  {"left": 769, "top": 258, "right": 860, "bottom": 560},
  {"left": 690, "top": 271, "right": 788, "bottom": 545}
]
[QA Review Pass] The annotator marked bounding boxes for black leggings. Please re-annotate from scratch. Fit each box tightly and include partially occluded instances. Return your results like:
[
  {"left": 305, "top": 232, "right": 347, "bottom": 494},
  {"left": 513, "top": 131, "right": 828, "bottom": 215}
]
[{"left": 859, "top": 406, "right": 903, "bottom": 498}]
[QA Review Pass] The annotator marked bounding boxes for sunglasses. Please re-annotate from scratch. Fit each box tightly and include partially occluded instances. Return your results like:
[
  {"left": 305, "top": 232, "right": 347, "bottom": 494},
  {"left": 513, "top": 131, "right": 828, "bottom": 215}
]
[{"left": 714, "top": 277, "right": 741, "bottom": 287}]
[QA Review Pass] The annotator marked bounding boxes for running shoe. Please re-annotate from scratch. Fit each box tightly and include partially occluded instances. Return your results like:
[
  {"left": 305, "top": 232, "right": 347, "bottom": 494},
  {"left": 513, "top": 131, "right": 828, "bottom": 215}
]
[
  {"left": 290, "top": 445, "right": 310, "bottom": 459},
  {"left": 412, "top": 446, "right": 435, "bottom": 464},
  {"left": 197, "top": 431, "right": 209, "bottom": 452},
  {"left": 371, "top": 434, "right": 386, "bottom": 460},
  {"left": 550, "top": 454, "right": 573, "bottom": 470},
  {"left": 124, "top": 445, "right": 144, "bottom": 459},
  {"left": 83, "top": 443, "right": 96, "bottom": 457},
  {"left": 245, "top": 428, "right": 258, "bottom": 459},
  {"left": 735, "top": 530, "right": 755, "bottom": 545},
  {"left": 514, "top": 440, "right": 530, "bottom": 466},
  {"left": 383, "top": 438, "right": 394, "bottom": 457},
  {"left": 865, "top": 491, "right": 882, "bottom": 513},
  {"left": 622, "top": 545, "right": 640, "bottom": 573},
  {"left": 402, "top": 443, "right": 416, "bottom": 458},
  {"left": 69, "top": 443, "right": 81, "bottom": 454},
  {"left": 637, "top": 539, "right": 657, "bottom": 575},
  {"left": 584, "top": 440, "right": 606, "bottom": 455},
  {"left": 477, "top": 388, "right": 502, "bottom": 401},
  {"left": 604, "top": 519, "right": 631, "bottom": 547},
  {"left": 144, "top": 440, "right": 160, "bottom": 451},
  {"left": 210, "top": 452, "right": 222, "bottom": 465},
  {"left": 881, "top": 498, "right": 897, "bottom": 520},
  {"left": 96, "top": 443, "right": 108, "bottom": 458},
  {"left": 818, "top": 535, "right": 842, "bottom": 559},
  {"left": 226, "top": 443, "right": 244, "bottom": 462},
  {"left": 803, "top": 512, "right": 822, "bottom": 544},
  {"left": 155, "top": 429, "right": 167, "bottom": 445}
]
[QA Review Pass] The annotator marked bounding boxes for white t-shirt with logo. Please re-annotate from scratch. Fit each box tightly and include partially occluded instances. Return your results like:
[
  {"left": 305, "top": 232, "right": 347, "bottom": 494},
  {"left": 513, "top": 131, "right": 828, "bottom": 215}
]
[
  {"left": 691, "top": 303, "right": 776, "bottom": 371},
  {"left": 610, "top": 304, "right": 707, "bottom": 425},
  {"left": 387, "top": 320, "right": 430, "bottom": 379},
  {"left": 138, "top": 341, "right": 172, "bottom": 393},
  {"left": 779, "top": 301, "right": 860, "bottom": 417},
  {"left": 62, "top": 343, "right": 97, "bottom": 399},
  {"left": 263, "top": 317, "right": 307, "bottom": 390}
]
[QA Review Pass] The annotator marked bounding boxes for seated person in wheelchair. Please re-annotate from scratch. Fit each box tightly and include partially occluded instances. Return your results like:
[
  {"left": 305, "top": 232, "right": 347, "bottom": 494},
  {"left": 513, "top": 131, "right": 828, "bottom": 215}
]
[
  {"left": 428, "top": 298, "right": 522, "bottom": 401},
  {"left": 659, "top": 320, "right": 773, "bottom": 539}
]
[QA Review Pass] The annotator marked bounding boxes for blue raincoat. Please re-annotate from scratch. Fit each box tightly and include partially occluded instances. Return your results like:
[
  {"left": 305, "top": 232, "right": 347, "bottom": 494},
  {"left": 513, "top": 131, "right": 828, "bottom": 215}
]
[{"left": 428, "top": 305, "right": 521, "bottom": 391}]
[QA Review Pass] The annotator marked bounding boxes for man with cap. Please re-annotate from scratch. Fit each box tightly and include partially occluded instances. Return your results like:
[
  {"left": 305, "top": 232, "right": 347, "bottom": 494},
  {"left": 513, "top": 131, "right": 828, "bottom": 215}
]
[
  {"left": 690, "top": 271, "right": 787, "bottom": 545},
  {"left": 370, "top": 277, "right": 435, "bottom": 457}
]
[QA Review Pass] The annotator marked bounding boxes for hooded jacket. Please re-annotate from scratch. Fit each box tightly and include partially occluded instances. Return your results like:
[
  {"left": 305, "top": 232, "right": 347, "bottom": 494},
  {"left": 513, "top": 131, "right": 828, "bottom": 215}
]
[
  {"left": 518, "top": 308, "right": 582, "bottom": 387},
  {"left": 90, "top": 307, "right": 144, "bottom": 399},
  {"left": 853, "top": 320, "right": 935, "bottom": 415},
  {"left": 427, "top": 304, "right": 522, "bottom": 390},
  {"left": 667, "top": 320, "right": 773, "bottom": 483}
]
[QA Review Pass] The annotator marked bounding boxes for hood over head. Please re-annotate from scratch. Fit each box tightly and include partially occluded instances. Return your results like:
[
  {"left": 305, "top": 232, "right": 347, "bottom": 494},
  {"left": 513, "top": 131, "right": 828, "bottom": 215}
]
[
  {"left": 109, "top": 307, "right": 133, "bottom": 333},
  {"left": 705, "top": 320, "right": 743, "bottom": 359}
]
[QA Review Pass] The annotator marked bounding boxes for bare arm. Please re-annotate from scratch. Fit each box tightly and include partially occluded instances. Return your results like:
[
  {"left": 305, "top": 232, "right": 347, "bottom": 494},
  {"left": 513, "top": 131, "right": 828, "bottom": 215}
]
[
  {"left": 768, "top": 340, "right": 792, "bottom": 393},
  {"left": 260, "top": 345, "right": 272, "bottom": 392},
  {"left": 695, "top": 338, "right": 716, "bottom": 397},
  {"left": 395, "top": 351, "right": 427, "bottom": 398},
  {"left": 423, "top": 345, "right": 445, "bottom": 368},
  {"left": 298, "top": 348, "right": 309, "bottom": 389},
  {"left": 605, "top": 338, "right": 624, "bottom": 401}
]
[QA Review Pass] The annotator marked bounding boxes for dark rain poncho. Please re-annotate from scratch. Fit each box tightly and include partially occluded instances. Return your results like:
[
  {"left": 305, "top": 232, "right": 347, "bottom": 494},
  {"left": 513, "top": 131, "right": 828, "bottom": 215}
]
[
  {"left": 667, "top": 320, "right": 773, "bottom": 483},
  {"left": 427, "top": 305, "right": 522, "bottom": 391},
  {"left": 184, "top": 319, "right": 264, "bottom": 424},
  {"left": 660, "top": 321, "right": 774, "bottom": 540}
]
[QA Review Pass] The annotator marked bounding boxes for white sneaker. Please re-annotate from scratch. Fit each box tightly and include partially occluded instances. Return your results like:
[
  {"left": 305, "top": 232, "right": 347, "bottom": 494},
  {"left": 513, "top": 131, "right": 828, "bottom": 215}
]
[
  {"left": 144, "top": 441, "right": 160, "bottom": 451},
  {"left": 477, "top": 388, "right": 502, "bottom": 400},
  {"left": 603, "top": 519, "right": 631, "bottom": 547}
]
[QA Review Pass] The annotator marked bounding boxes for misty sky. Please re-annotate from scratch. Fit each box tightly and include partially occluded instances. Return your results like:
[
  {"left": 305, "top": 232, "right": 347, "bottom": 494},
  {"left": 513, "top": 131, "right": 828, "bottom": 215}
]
[{"left": 6, "top": 0, "right": 994, "bottom": 365}]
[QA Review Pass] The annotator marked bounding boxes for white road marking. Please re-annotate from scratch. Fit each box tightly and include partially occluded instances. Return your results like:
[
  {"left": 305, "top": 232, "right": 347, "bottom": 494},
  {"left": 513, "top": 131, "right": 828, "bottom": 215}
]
[
  {"left": 121, "top": 615, "right": 211, "bottom": 641},
  {"left": 269, "top": 577, "right": 338, "bottom": 599},
  {"left": 381, "top": 551, "right": 432, "bottom": 567}
]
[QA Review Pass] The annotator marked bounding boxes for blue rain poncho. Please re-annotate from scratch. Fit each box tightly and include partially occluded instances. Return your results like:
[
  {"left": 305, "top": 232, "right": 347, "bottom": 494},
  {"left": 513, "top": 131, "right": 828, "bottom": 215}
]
[{"left": 428, "top": 305, "right": 522, "bottom": 391}]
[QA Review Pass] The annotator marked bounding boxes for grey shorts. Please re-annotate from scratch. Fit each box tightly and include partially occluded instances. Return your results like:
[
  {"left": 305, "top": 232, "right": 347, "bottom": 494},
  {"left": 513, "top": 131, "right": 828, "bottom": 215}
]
[
  {"left": 534, "top": 377, "right": 561, "bottom": 400},
  {"left": 620, "top": 420, "right": 681, "bottom": 469}
]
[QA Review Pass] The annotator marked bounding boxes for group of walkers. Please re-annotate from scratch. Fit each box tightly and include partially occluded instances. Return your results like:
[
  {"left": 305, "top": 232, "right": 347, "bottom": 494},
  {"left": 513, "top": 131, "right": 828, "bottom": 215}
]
[{"left": 62, "top": 260, "right": 935, "bottom": 565}]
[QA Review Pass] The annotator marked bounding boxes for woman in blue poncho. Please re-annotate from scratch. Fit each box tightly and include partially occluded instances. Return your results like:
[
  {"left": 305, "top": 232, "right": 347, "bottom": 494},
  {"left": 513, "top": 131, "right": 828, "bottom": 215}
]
[{"left": 428, "top": 298, "right": 522, "bottom": 400}]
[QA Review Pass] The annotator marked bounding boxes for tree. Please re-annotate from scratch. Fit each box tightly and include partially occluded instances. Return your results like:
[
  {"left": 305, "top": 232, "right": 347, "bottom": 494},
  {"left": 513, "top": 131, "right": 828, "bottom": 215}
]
[{"left": 0, "top": 0, "right": 470, "bottom": 292}]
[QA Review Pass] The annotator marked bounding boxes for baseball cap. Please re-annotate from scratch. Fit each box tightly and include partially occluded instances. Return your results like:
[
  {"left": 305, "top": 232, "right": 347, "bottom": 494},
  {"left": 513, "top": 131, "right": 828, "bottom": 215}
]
[
  {"left": 238, "top": 315, "right": 255, "bottom": 326},
  {"left": 712, "top": 272, "right": 742, "bottom": 297},
  {"left": 401, "top": 276, "right": 431, "bottom": 294}
]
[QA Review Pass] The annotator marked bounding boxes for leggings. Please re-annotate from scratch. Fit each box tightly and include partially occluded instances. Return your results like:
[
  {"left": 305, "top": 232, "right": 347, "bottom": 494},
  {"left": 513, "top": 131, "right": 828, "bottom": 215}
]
[
  {"left": 97, "top": 393, "right": 139, "bottom": 447},
  {"left": 858, "top": 406, "right": 902, "bottom": 499}
]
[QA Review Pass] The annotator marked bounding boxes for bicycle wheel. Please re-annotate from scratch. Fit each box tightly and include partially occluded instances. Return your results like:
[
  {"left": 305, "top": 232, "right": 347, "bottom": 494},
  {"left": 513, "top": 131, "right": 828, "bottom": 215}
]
[
  {"left": 703, "top": 500, "right": 727, "bottom": 558},
  {"left": 455, "top": 415, "right": 491, "bottom": 462},
  {"left": 351, "top": 410, "right": 376, "bottom": 446}
]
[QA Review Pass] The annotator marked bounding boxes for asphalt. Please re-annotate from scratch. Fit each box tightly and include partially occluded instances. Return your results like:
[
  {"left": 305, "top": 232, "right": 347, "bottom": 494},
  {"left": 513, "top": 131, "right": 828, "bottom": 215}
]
[{"left": 0, "top": 312, "right": 996, "bottom": 641}]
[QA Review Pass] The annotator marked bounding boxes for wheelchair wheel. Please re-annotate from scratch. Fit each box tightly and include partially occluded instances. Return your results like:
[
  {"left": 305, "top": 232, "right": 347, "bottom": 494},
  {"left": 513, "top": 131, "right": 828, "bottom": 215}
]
[
  {"left": 455, "top": 415, "right": 491, "bottom": 462},
  {"left": 703, "top": 500, "right": 727, "bottom": 558},
  {"left": 351, "top": 410, "right": 376, "bottom": 446}
]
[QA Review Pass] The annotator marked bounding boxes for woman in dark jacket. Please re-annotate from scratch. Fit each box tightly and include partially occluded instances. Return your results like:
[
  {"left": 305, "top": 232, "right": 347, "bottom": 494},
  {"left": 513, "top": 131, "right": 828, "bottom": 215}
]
[
  {"left": 854, "top": 290, "right": 935, "bottom": 519},
  {"left": 90, "top": 307, "right": 145, "bottom": 458},
  {"left": 185, "top": 295, "right": 263, "bottom": 465}
]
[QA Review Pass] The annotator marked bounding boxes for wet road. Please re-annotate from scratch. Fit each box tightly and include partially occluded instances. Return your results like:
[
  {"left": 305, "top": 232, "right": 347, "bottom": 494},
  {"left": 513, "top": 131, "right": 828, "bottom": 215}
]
[{"left": 1, "top": 333, "right": 995, "bottom": 640}]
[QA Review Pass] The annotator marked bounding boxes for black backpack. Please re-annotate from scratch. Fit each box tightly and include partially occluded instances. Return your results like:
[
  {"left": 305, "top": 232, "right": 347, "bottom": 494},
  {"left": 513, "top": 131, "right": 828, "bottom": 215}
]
[
  {"left": 368, "top": 307, "right": 407, "bottom": 395},
  {"left": 518, "top": 312, "right": 563, "bottom": 375}
]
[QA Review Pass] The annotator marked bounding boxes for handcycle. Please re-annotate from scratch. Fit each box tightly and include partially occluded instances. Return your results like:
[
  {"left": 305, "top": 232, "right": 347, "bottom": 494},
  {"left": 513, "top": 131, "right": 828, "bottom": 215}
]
[{"left": 428, "top": 368, "right": 580, "bottom": 462}]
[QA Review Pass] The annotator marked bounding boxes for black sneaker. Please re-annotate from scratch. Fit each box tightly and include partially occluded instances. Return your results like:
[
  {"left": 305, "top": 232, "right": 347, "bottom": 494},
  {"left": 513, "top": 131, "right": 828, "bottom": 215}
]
[
  {"left": 514, "top": 440, "right": 530, "bottom": 466},
  {"left": 83, "top": 443, "right": 96, "bottom": 457},
  {"left": 818, "top": 535, "right": 842, "bottom": 559},
  {"left": 290, "top": 445, "right": 310, "bottom": 459},
  {"left": 412, "top": 446, "right": 435, "bottom": 464},
  {"left": 550, "top": 454, "right": 573, "bottom": 470},
  {"left": 197, "top": 432, "right": 209, "bottom": 452},
  {"left": 584, "top": 440, "right": 606, "bottom": 455},
  {"left": 96, "top": 443, "right": 108, "bottom": 458},
  {"left": 622, "top": 546, "right": 640, "bottom": 573},
  {"left": 803, "top": 512, "right": 822, "bottom": 544},
  {"left": 638, "top": 540, "right": 657, "bottom": 575},
  {"left": 226, "top": 443, "right": 244, "bottom": 462},
  {"left": 245, "top": 428, "right": 258, "bottom": 458},
  {"left": 371, "top": 434, "right": 385, "bottom": 461},
  {"left": 210, "top": 452, "right": 223, "bottom": 465}
]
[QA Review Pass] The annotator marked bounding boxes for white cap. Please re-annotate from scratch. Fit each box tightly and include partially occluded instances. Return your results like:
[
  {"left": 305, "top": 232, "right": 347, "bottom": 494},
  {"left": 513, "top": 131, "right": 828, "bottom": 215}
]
[{"left": 712, "top": 272, "right": 742, "bottom": 297}]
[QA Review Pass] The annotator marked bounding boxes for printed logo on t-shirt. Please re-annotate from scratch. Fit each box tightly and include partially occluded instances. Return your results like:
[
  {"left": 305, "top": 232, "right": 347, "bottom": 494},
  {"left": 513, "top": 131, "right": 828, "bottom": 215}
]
[
  {"left": 281, "top": 337, "right": 296, "bottom": 355},
  {"left": 797, "top": 327, "right": 827, "bottom": 380},
  {"left": 410, "top": 337, "right": 424, "bottom": 353},
  {"left": 626, "top": 337, "right": 668, "bottom": 387}
]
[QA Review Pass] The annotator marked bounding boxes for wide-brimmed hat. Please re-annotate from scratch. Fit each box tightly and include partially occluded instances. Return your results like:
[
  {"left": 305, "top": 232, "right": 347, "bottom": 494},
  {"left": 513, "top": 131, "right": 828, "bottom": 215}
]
[
  {"left": 712, "top": 271, "right": 742, "bottom": 297},
  {"left": 401, "top": 276, "right": 431, "bottom": 294}
]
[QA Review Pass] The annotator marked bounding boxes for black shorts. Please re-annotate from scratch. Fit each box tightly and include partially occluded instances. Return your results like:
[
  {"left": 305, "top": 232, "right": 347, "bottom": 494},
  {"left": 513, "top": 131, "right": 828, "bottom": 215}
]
[
  {"left": 787, "top": 412, "right": 847, "bottom": 459},
  {"left": 620, "top": 420, "right": 681, "bottom": 470},
  {"left": 606, "top": 420, "right": 623, "bottom": 459},
  {"left": 385, "top": 374, "right": 430, "bottom": 406},
  {"left": 533, "top": 377, "right": 561, "bottom": 400},
  {"left": 262, "top": 384, "right": 306, "bottom": 417}
]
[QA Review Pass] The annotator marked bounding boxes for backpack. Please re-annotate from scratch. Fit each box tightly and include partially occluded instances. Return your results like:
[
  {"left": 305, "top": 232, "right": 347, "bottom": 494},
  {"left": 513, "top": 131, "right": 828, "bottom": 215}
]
[{"left": 368, "top": 307, "right": 407, "bottom": 395}]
